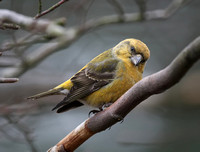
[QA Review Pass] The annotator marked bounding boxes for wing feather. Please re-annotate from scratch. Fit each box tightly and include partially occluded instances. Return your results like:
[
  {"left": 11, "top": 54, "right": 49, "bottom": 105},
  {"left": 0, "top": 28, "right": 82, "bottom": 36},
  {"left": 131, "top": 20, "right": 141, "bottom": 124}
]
[{"left": 52, "top": 58, "right": 119, "bottom": 111}]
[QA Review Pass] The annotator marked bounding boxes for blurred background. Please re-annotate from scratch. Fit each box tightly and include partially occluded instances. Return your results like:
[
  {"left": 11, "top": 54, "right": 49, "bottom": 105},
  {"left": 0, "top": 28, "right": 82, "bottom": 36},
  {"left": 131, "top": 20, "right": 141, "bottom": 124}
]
[{"left": 0, "top": 0, "right": 200, "bottom": 152}]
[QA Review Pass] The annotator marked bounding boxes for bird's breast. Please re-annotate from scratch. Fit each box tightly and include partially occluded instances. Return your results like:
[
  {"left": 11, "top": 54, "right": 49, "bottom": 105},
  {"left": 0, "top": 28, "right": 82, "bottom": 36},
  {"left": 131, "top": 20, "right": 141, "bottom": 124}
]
[{"left": 82, "top": 61, "right": 142, "bottom": 108}]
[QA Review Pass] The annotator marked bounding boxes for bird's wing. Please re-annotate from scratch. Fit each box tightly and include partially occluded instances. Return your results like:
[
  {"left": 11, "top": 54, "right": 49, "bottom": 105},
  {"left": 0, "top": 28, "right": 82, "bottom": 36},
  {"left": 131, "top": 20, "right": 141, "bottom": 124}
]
[{"left": 52, "top": 58, "right": 119, "bottom": 111}]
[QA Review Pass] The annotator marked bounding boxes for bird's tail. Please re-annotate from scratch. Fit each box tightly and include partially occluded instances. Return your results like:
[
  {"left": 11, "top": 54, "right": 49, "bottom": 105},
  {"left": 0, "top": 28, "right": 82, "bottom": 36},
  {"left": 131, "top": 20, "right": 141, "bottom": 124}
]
[{"left": 27, "top": 88, "right": 64, "bottom": 100}]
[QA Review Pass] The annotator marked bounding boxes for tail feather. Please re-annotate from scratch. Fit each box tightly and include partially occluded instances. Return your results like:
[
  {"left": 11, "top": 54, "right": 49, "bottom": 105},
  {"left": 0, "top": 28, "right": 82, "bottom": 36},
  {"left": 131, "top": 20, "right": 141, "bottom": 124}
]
[
  {"left": 56, "top": 100, "right": 83, "bottom": 113},
  {"left": 52, "top": 96, "right": 67, "bottom": 111},
  {"left": 27, "top": 88, "right": 64, "bottom": 100}
]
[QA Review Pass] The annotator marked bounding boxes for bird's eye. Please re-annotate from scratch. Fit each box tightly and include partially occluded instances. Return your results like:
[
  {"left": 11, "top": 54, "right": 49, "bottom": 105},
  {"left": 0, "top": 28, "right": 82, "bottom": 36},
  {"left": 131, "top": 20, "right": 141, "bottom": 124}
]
[{"left": 131, "top": 46, "right": 136, "bottom": 53}]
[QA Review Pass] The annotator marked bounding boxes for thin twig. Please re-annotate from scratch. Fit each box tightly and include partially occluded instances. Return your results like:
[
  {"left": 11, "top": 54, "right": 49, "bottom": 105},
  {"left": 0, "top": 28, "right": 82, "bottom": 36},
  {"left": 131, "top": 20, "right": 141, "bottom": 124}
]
[
  {"left": 0, "top": 37, "right": 48, "bottom": 52},
  {"left": 0, "top": 0, "right": 188, "bottom": 78},
  {"left": 107, "top": 0, "right": 124, "bottom": 17},
  {"left": 38, "top": 0, "right": 42, "bottom": 14},
  {"left": 34, "top": 0, "right": 69, "bottom": 19},
  {"left": 0, "top": 17, "right": 66, "bottom": 53},
  {"left": 5, "top": 115, "right": 38, "bottom": 152},
  {"left": 80, "top": 0, "right": 95, "bottom": 25},
  {"left": 0, "top": 77, "right": 19, "bottom": 83}
]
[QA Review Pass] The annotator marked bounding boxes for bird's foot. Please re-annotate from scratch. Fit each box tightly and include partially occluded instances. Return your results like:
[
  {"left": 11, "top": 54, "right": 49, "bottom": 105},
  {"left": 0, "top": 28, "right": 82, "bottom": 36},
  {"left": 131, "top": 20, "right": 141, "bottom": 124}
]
[
  {"left": 88, "top": 109, "right": 102, "bottom": 117},
  {"left": 88, "top": 103, "right": 112, "bottom": 117},
  {"left": 101, "top": 103, "right": 113, "bottom": 109}
]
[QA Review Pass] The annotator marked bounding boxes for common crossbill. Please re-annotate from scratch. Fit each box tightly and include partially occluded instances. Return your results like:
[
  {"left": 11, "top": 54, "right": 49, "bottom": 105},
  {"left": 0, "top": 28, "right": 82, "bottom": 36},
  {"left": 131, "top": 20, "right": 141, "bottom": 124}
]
[{"left": 28, "top": 39, "right": 150, "bottom": 113}]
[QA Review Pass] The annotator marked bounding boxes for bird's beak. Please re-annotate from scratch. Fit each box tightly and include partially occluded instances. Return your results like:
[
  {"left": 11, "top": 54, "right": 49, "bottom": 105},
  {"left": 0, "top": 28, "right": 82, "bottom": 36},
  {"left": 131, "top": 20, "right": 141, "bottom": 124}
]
[{"left": 131, "top": 54, "right": 143, "bottom": 66}]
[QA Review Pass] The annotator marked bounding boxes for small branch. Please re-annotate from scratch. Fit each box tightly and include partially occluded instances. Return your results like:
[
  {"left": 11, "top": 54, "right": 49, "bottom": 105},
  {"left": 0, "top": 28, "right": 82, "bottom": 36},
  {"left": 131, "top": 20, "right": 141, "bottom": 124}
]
[
  {"left": 0, "top": 23, "right": 20, "bottom": 30},
  {"left": 135, "top": 0, "right": 147, "bottom": 20},
  {"left": 34, "top": 0, "right": 69, "bottom": 19},
  {"left": 0, "top": 9, "right": 68, "bottom": 37},
  {"left": 5, "top": 115, "right": 38, "bottom": 152},
  {"left": 3, "top": 33, "right": 77, "bottom": 78},
  {"left": 0, "top": 18, "right": 66, "bottom": 53},
  {"left": 81, "top": 0, "right": 187, "bottom": 31},
  {"left": 0, "top": 77, "right": 19, "bottom": 83},
  {"left": 0, "top": 35, "right": 48, "bottom": 52},
  {"left": 164, "top": 0, "right": 190, "bottom": 17},
  {"left": 107, "top": 0, "right": 124, "bottom": 17},
  {"left": 0, "top": 62, "right": 18, "bottom": 67},
  {"left": 145, "top": 0, "right": 190, "bottom": 20},
  {"left": 48, "top": 36, "right": 200, "bottom": 152},
  {"left": 0, "top": 0, "right": 188, "bottom": 78},
  {"left": 38, "top": 0, "right": 42, "bottom": 14}
]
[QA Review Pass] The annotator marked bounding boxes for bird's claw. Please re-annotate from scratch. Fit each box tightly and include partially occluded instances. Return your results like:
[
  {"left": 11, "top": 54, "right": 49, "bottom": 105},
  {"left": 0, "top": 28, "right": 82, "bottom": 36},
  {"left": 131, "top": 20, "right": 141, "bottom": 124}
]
[
  {"left": 88, "top": 109, "right": 101, "bottom": 117},
  {"left": 88, "top": 104, "right": 112, "bottom": 117},
  {"left": 102, "top": 103, "right": 112, "bottom": 109}
]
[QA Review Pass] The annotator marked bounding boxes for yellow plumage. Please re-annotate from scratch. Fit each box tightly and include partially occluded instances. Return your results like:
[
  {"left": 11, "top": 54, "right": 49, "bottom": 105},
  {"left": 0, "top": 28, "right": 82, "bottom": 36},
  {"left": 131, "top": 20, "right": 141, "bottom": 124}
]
[{"left": 28, "top": 38, "right": 150, "bottom": 113}]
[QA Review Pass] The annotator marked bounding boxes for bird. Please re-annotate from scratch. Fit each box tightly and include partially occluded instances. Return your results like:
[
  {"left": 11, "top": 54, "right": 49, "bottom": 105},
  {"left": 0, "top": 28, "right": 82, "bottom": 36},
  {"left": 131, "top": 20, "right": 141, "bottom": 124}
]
[{"left": 27, "top": 38, "right": 150, "bottom": 113}]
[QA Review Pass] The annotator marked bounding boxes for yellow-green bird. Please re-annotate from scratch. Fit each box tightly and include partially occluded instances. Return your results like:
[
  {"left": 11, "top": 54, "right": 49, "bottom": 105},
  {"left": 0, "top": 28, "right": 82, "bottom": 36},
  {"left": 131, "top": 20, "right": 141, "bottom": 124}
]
[{"left": 28, "top": 38, "right": 150, "bottom": 113}]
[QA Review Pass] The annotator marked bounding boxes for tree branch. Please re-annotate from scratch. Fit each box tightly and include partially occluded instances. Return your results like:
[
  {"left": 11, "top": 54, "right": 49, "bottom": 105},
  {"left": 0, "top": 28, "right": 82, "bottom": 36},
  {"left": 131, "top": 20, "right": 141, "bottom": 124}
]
[
  {"left": 34, "top": 0, "right": 69, "bottom": 19},
  {"left": 0, "top": 9, "right": 66, "bottom": 36},
  {"left": 0, "top": 0, "right": 188, "bottom": 78},
  {"left": 0, "top": 23, "right": 20, "bottom": 30},
  {"left": 48, "top": 37, "right": 200, "bottom": 152},
  {"left": 38, "top": 0, "right": 42, "bottom": 14}
]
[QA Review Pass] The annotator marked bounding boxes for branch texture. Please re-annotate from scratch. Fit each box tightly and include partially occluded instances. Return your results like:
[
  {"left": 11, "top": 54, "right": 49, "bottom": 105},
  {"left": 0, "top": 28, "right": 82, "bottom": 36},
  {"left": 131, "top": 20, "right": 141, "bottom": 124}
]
[{"left": 48, "top": 37, "right": 200, "bottom": 152}]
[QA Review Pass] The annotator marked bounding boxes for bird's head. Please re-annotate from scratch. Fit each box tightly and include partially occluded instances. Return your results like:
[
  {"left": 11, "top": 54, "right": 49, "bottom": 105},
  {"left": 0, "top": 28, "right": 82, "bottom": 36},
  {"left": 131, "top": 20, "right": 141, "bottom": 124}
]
[{"left": 113, "top": 38, "right": 150, "bottom": 72}]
